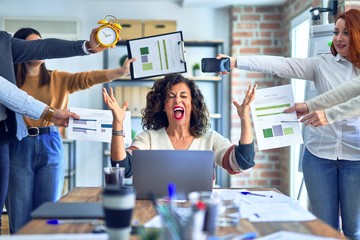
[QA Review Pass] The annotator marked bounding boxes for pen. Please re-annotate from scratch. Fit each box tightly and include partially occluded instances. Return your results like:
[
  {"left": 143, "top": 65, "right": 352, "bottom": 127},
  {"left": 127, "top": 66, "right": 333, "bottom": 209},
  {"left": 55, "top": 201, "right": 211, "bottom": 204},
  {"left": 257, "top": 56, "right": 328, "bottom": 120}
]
[
  {"left": 168, "top": 182, "right": 177, "bottom": 210},
  {"left": 240, "top": 191, "right": 273, "bottom": 198},
  {"left": 234, "top": 232, "right": 258, "bottom": 240},
  {"left": 46, "top": 219, "right": 103, "bottom": 225},
  {"left": 210, "top": 232, "right": 257, "bottom": 240}
]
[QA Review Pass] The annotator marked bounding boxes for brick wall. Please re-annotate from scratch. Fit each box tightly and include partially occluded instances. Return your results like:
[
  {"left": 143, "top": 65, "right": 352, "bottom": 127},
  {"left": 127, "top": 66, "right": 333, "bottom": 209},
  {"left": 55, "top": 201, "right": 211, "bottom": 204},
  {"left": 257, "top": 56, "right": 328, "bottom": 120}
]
[
  {"left": 229, "top": 0, "right": 317, "bottom": 195},
  {"left": 230, "top": 0, "right": 360, "bottom": 194}
]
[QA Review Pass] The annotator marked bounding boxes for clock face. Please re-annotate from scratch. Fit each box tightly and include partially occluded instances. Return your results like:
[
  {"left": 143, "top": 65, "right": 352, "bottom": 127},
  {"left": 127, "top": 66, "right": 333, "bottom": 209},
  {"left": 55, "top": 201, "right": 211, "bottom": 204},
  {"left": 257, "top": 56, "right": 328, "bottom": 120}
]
[{"left": 97, "top": 26, "right": 117, "bottom": 46}]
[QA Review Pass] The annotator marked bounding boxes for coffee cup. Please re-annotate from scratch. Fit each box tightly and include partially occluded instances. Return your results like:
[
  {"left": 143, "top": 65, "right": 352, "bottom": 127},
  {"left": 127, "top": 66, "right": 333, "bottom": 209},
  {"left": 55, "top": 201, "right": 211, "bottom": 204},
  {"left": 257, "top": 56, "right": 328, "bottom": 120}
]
[
  {"left": 102, "top": 186, "right": 136, "bottom": 240},
  {"left": 104, "top": 166, "right": 125, "bottom": 188}
]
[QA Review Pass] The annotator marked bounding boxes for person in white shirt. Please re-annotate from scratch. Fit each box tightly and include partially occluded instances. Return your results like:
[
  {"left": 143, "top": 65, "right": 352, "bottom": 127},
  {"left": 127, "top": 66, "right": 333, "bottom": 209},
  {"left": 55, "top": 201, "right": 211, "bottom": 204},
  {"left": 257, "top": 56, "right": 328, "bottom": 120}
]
[{"left": 217, "top": 9, "right": 360, "bottom": 240}]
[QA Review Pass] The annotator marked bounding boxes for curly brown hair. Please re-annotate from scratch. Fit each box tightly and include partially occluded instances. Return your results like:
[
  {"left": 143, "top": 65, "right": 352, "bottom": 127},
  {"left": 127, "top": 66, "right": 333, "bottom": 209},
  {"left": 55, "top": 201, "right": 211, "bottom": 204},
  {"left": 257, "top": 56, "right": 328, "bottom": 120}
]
[
  {"left": 141, "top": 74, "right": 210, "bottom": 137},
  {"left": 331, "top": 9, "right": 360, "bottom": 68}
]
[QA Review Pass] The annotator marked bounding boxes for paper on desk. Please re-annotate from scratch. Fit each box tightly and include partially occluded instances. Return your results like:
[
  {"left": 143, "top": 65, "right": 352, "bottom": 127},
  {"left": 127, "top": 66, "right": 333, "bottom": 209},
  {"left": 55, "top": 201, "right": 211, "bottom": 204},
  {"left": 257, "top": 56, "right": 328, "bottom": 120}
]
[
  {"left": 212, "top": 189, "right": 315, "bottom": 222},
  {"left": 241, "top": 201, "right": 316, "bottom": 222},
  {"left": 68, "top": 107, "right": 131, "bottom": 144},
  {"left": 0, "top": 233, "right": 108, "bottom": 240},
  {"left": 144, "top": 214, "right": 162, "bottom": 228},
  {"left": 257, "top": 231, "right": 339, "bottom": 240},
  {"left": 213, "top": 189, "right": 294, "bottom": 204},
  {"left": 143, "top": 207, "right": 192, "bottom": 228}
]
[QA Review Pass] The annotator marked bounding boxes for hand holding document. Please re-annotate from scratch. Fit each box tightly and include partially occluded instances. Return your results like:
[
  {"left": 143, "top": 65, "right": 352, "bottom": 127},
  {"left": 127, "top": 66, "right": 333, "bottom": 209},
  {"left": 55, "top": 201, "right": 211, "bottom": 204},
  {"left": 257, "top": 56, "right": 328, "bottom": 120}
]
[
  {"left": 127, "top": 31, "right": 187, "bottom": 80},
  {"left": 250, "top": 84, "right": 303, "bottom": 150},
  {"left": 67, "top": 107, "right": 131, "bottom": 144}
]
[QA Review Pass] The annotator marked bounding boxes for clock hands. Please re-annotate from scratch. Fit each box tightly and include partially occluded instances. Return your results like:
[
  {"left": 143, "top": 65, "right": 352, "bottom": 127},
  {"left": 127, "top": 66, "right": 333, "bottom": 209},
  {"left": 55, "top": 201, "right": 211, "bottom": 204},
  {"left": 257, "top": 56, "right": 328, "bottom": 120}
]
[{"left": 102, "top": 31, "right": 112, "bottom": 37}]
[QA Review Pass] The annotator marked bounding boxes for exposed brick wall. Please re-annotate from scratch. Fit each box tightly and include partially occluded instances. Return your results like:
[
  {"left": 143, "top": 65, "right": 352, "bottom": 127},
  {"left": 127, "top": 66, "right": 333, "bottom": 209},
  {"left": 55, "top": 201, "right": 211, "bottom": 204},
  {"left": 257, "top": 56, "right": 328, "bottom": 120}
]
[
  {"left": 229, "top": 0, "right": 317, "bottom": 195},
  {"left": 230, "top": 0, "right": 360, "bottom": 194}
]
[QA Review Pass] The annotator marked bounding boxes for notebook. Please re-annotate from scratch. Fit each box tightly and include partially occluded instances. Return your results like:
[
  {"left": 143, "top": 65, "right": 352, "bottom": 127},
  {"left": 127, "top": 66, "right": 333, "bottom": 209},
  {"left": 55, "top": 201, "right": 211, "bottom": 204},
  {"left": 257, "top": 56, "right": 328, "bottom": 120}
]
[
  {"left": 31, "top": 202, "right": 104, "bottom": 219},
  {"left": 132, "top": 150, "right": 214, "bottom": 200}
]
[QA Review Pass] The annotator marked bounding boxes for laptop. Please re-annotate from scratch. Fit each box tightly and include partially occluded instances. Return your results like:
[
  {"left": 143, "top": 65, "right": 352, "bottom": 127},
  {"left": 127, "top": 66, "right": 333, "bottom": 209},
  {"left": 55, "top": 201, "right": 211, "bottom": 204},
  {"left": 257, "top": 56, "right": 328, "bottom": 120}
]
[
  {"left": 132, "top": 150, "right": 214, "bottom": 200},
  {"left": 31, "top": 202, "right": 104, "bottom": 219}
]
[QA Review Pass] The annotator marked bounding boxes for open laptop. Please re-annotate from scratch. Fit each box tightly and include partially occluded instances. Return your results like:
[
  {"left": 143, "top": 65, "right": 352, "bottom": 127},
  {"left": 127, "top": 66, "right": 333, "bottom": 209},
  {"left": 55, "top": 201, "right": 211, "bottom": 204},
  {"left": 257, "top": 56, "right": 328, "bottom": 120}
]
[{"left": 132, "top": 150, "right": 214, "bottom": 200}]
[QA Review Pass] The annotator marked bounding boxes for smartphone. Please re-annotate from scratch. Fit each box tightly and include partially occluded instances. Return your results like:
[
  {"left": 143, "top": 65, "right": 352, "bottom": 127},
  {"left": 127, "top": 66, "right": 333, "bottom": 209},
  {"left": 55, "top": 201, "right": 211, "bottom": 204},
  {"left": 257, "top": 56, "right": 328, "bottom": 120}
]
[{"left": 201, "top": 58, "right": 230, "bottom": 73}]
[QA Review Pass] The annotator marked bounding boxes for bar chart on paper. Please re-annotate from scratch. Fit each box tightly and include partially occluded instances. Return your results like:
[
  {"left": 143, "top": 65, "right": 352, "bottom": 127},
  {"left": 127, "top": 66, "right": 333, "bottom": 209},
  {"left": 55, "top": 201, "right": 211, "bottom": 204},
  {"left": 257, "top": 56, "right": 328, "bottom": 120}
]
[
  {"left": 68, "top": 107, "right": 132, "bottom": 144},
  {"left": 250, "top": 84, "right": 303, "bottom": 150}
]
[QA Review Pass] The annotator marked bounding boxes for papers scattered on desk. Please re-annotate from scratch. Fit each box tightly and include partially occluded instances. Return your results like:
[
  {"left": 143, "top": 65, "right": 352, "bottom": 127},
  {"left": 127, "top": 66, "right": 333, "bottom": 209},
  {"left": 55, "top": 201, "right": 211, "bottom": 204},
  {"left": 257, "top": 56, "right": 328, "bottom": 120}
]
[
  {"left": 0, "top": 233, "right": 108, "bottom": 240},
  {"left": 257, "top": 231, "right": 340, "bottom": 240},
  {"left": 214, "top": 189, "right": 316, "bottom": 222},
  {"left": 242, "top": 202, "right": 316, "bottom": 222}
]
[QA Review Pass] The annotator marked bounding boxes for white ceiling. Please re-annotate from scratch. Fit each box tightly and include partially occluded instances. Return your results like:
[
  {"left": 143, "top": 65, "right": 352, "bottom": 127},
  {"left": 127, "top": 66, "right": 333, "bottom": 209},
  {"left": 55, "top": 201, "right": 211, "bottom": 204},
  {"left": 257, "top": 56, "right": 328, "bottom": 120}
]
[{"left": 181, "top": 0, "right": 287, "bottom": 8}]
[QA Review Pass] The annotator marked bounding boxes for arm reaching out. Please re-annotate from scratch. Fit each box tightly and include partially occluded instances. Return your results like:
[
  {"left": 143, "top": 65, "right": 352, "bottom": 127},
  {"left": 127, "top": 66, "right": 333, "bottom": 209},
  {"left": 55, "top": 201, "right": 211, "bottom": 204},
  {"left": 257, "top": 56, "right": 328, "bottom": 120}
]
[
  {"left": 284, "top": 102, "right": 329, "bottom": 127},
  {"left": 102, "top": 87, "right": 128, "bottom": 162},
  {"left": 233, "top": 84, "right": 257, "bottom": 144}
]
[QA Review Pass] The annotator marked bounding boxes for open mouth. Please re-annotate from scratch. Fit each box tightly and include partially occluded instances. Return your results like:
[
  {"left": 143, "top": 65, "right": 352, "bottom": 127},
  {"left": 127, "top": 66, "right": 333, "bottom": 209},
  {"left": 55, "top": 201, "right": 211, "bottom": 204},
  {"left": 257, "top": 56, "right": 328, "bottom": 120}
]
[{"left": 173, "top": 106, "right": 184, "bottom": 120}]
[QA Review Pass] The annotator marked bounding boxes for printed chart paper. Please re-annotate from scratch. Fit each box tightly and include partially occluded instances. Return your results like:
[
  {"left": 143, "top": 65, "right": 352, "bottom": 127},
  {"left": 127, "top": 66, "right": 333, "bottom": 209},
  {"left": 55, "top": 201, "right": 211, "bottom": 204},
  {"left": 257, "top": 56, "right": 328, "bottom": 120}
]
[
  {"left": 127, "top": 31, "right": 186, "bottom": 79},
  {"left": 250, "top": 84, "right": 303, "bottom": 150},
  {"left": 68, "top": 107, "right": 131, "bottom": 144}
]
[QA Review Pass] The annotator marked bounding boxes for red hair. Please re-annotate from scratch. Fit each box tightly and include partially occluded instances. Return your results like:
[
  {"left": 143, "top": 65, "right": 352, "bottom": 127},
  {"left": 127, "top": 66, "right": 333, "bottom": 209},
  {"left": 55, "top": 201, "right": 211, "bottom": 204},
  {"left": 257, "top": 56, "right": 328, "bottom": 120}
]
[{"left": 330, "top": 9, "right": 360, "bottom": 68}]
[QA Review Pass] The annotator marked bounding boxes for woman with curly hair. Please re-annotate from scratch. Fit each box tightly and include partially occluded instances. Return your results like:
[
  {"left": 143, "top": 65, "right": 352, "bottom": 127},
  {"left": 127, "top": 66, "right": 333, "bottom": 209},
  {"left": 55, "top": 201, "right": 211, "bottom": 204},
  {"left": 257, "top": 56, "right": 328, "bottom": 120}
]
[{"left": 103, "top": 73, "right": 256, "bottom": 178}]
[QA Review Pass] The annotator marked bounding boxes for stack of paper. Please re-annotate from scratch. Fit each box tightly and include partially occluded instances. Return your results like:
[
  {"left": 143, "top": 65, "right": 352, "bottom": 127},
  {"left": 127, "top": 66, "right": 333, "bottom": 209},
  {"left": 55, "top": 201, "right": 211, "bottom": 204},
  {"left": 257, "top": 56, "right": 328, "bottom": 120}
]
[
  {"left": 257, "top": 231, "right": 340, "bottom": 240},
  {"left": 213, "top": 189, "right": 316, "bottom": 222}
]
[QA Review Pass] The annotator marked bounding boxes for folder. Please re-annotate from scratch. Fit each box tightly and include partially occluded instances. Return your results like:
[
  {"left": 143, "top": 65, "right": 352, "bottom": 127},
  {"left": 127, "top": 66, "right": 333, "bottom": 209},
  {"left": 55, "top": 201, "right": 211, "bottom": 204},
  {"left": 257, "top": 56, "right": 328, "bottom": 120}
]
[{"left": 126, "top": 31, "right": 187, "bottom": 80}]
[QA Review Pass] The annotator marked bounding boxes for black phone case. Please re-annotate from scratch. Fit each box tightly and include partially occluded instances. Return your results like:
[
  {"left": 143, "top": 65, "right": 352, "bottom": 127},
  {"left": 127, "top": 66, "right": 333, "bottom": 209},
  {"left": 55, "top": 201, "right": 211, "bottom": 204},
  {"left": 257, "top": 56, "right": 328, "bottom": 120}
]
[{"left": 201, "top": 58, "right": 230, "bottom": 72}]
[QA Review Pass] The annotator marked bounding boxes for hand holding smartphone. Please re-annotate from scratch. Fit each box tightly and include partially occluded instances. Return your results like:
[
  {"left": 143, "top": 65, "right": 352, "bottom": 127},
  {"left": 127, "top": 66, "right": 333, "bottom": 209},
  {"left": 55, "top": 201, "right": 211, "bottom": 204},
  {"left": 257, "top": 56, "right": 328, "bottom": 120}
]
[{"left": 201, "top": 57, "right": 230, "bottom": 73}]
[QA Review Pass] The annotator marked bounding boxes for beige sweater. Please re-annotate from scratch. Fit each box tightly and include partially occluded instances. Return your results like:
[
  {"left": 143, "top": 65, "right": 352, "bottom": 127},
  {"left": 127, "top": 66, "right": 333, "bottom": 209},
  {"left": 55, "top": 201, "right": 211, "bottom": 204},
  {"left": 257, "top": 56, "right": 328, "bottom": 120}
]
[
  {"left": 20, "top": 70, "right": 109, "bottom": 127},
  {"left": 306, "top": 75, "right": 360, "bottom": 124}
]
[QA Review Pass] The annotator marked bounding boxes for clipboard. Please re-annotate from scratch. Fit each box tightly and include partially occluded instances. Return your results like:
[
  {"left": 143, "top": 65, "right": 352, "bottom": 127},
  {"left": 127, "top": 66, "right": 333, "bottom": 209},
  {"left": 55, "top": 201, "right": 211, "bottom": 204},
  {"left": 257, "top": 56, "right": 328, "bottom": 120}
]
[{"left": 126, "top": 31, "right": 187, "bottom": 80}]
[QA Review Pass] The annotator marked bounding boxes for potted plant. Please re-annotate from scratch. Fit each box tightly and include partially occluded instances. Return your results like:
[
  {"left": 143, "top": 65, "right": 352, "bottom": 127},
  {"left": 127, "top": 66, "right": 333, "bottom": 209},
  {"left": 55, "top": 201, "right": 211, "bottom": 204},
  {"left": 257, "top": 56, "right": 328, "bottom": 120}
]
[{"left": 193, "top": 63, "right": 200, "bottom": 76}]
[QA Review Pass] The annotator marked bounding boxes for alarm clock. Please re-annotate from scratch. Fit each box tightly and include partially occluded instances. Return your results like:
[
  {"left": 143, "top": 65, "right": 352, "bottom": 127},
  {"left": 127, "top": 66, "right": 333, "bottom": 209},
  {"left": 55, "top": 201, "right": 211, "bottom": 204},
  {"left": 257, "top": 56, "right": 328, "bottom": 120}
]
[{"left": 95, "top": 15, "right": 122, "bottom": 48}]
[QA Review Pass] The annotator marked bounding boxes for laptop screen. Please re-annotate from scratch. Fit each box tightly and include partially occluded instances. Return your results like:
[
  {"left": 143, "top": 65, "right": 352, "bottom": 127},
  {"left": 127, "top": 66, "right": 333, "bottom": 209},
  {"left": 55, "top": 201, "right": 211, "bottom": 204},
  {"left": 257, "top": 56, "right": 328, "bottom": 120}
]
[{"left": 132, "top": 150, "right": 214, "bottom": 200}]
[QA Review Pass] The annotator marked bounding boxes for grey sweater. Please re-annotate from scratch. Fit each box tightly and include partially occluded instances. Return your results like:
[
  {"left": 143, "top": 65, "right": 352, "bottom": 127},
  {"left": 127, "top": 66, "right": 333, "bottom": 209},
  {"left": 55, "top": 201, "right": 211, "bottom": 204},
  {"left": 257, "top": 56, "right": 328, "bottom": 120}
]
[{"left": 306, "top": 75, "right": 360, "bottom": 124}]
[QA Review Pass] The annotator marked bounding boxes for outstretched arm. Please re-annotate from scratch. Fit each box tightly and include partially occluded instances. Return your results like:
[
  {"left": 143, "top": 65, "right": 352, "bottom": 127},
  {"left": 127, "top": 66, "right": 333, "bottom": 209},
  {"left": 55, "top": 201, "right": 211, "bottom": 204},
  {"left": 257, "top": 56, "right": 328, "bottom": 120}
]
[
  {"left": 233, "top": 84, "right": 257, "bottom": 144},
  {"left": 102, "top": 87, "right": 128, "bottom": 162},
  {"left": 285, "top": 102, "right": 328, "bottom": 127},
  {"left": 105, "top": 58, "right": 136, "bottom": 81}
]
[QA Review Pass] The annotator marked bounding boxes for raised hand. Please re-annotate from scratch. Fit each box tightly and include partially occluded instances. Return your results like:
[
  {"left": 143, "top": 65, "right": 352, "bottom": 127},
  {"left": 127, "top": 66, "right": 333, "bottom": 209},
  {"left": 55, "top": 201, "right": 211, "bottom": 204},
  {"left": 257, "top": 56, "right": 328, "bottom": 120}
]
[
  {"left": 102, "top": 87, "right": 128, "bottom": 124},
  {"left": 233, "top": 84, "right": 257, "bottom": 120}
]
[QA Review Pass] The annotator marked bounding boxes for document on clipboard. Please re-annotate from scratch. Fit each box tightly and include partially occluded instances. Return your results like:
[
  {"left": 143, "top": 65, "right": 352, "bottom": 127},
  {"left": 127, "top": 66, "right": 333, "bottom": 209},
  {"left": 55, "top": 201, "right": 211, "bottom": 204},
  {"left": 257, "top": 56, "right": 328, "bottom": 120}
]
[{"left": 126, "top": 31, "right": 187, "bottom": 80}]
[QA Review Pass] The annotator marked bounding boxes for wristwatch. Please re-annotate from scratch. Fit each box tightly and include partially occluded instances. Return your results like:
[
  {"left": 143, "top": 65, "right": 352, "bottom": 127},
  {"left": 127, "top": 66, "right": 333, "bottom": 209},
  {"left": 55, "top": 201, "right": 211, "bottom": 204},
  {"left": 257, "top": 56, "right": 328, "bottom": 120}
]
[
  {"left": 112, "top": 129, "right": 125, "bottom": 137},
  {"left": 45, "top": 107, "right": 55, "bottom": 122}
]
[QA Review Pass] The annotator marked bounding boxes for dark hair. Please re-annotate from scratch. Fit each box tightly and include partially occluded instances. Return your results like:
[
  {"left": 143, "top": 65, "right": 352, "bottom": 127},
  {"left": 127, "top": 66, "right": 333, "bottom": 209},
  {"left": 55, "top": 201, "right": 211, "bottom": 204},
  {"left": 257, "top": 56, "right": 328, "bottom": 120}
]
[
  {"left": 331, "top": 9, "right": 360, "bottom": 68},
  {"left": 13, "top": 27, "right": 51, "bottom": 87},
  {"left": 141, "top": 74, "right": 210, "bottom": 137}
]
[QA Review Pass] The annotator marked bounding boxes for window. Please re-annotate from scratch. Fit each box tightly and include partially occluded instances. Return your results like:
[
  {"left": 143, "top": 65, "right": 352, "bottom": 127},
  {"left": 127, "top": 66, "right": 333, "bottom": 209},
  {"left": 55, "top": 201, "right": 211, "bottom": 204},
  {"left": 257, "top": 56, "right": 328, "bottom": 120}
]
[{"left": 290, "top": 10, "right": 310, "bottom": 209}]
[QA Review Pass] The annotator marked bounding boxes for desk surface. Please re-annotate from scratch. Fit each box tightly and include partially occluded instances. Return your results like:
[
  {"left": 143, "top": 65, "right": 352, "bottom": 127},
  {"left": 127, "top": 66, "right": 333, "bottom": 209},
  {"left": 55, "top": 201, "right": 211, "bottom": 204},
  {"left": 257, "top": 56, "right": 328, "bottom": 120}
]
[{"left": 18, "top": 187, "right": 342, "bottom": 238}]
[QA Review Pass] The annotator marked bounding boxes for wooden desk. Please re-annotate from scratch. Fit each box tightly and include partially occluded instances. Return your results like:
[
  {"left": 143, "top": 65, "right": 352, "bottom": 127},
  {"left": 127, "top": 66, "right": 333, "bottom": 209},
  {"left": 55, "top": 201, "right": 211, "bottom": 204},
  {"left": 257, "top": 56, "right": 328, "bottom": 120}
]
[{"left": 18, "top": 187, "right": 342, "bottom": 238}]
